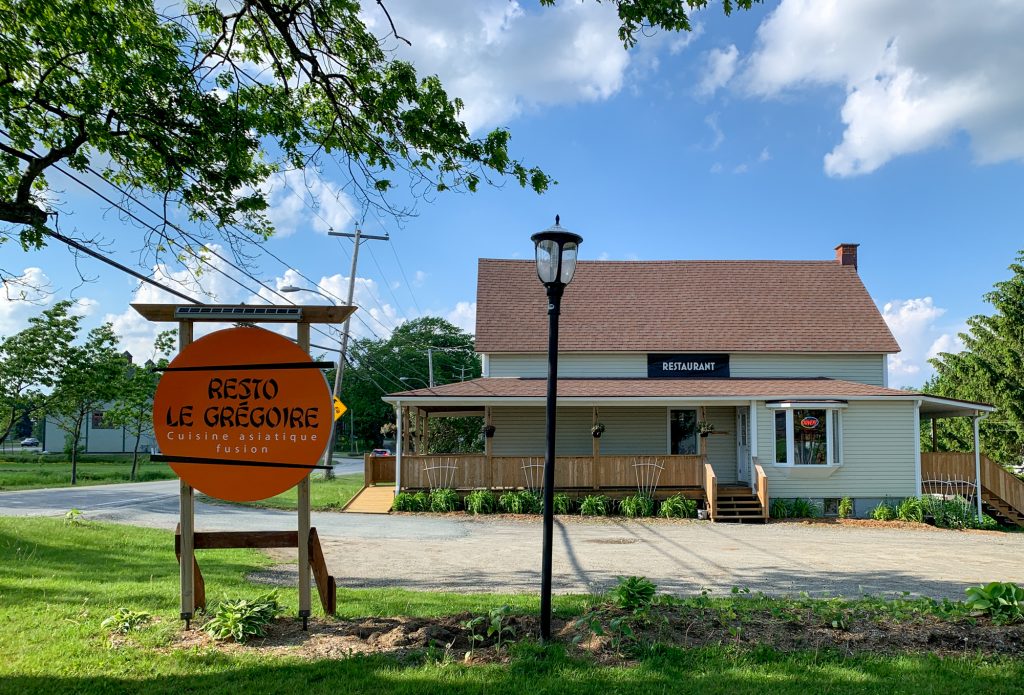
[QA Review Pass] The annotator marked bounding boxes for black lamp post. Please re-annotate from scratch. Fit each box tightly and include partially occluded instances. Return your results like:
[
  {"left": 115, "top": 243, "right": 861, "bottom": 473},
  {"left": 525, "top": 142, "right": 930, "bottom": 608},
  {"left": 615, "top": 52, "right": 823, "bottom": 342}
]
[{"left": 531, "top": 215, "right": 582, "bottom": 642}]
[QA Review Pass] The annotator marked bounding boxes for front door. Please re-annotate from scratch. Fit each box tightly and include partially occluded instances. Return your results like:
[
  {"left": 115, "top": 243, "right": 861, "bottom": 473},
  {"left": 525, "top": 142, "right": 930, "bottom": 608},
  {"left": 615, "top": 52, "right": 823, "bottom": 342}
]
[{"left": 736, "top": 408, "right": 750, "bottom": 484}]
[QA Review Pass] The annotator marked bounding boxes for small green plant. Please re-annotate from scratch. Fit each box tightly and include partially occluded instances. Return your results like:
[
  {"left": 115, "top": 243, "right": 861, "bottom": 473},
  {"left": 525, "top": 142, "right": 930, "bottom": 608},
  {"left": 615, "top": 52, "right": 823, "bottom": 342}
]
[
  {"left": 871, "top": 500, "right": 896, "bottom": 521},
  {"left": 463, "top": 604, "right": 517, "bottom": 656},
  {"left": 789, "top": 498, "right": 821, "bottom": 519},
  {"left": 697, "top": 420, "right": 715, "bottom": 436},
  {"left": 964, "top": 582, "right": 1024, "bottom": 624},
  {"left": 412, "top": 491, "right": 429, "bottom": 511},
  {"left": 769, "top": 498, "right": 791, "bottom": 519},
  {"left": 838, "top": 496, "right": 854, "bottom": 519},
  {"left": 464, "top": 490, "right": 497, "bottom": 515},
  {"left": 619, "top": 494, "right": 655, "bottom": 518},
  {"left": 101, "top": 607, "right": 152, "bottom": 634},
  {"left": 429, "top": 488, "right": 460, "bottom": 513},
  {"left": 896, "top": 497, "right": 924, "bottom": 523},
  {"left": 658, "top": 494, "right": 697, "bottom": 518},
  {"left": 553, "top": 492, "right": 574, "bottom": 515},
  {"left": 497, "top": 490, "right": 540, "bottom": 514},
  {"left": 579, "top": 494, "right": 610, "bottom": 516},
  {"left": 392, "top": 492, "right": 420, "bottom": 512},
  {"left": 610, "top": 576, "right": 657, "bottom": 612},
  {"left": 203, "top": 591, "right": 282, "bottom": 643},
  {"left": 63, "top": 508, "right": 83, "bottom": 526}
]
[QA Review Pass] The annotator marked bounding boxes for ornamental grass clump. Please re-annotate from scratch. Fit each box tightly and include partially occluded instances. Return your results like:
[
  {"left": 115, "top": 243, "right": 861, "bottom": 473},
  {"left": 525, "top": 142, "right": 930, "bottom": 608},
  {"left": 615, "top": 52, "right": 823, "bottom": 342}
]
[
  {"left": 871, "top": 500, "right": 896, "bottom": 521},
  {"left": 658, "top": 494, "right": 697, "bottom": 518},
  {"left": 896, "top": 497, "right": 924, "bottom": 523},
  {"left": 838, "top": 496, "right": 854, "bottom": 519},
  {"left": 579, "top": 494, "right": 611, "bottom": 516},
  {"left": 498, "top": 490, "right": 541, "bottom": 514},
  {"left": 619, "top": 494, "right": 655, "bottom": 518},
  {"left": 553, "top": 492, "right": 574, "bottom": 515},
  {"left": 464, "top": 490, "right": 497, "bottom": 515},
  {"left": 429, "top": 488, "right": 460, "bottom": 513}
]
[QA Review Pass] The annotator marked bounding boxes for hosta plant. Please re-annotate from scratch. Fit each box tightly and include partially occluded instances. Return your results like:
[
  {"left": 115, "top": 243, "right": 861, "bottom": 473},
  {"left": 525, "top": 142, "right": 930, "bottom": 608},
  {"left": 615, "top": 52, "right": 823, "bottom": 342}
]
[
  {"left": 101, "top": 607, "right": 152, "bottom": 634},
  {"left": 610, "top": 575, "right": 657, "bottom": 612},
  {"left": 965, "top": 582, "right": 1024, "bottom": 624},
  {"left": 203, "top": 591, "right": 282, "bottom": 643}
]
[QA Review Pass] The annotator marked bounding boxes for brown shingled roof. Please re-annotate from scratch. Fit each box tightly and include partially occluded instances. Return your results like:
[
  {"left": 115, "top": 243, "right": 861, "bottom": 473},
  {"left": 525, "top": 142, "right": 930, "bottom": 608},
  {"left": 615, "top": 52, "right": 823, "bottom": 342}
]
[
  {"left": 386, "top": 377, "right": 914, "bottom": 401},
  {"left": 475, "top": 259, "right": 900, "bottom": 354}
]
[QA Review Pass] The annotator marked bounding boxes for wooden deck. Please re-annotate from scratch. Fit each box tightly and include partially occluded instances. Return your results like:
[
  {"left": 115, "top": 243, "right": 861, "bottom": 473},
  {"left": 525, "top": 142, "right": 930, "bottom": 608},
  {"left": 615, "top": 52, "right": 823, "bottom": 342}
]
[{"left": 343, "top": 486, "right": 394, "bottom": 514}]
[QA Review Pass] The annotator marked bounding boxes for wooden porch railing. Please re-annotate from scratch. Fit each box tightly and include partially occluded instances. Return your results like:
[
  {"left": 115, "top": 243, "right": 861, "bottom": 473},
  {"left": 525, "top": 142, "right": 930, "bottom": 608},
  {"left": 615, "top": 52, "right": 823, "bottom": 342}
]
[
  {"left": 703, "top": 459, "right": 717, "bottom": 521},
  {"left": 754, "top": 463, "right": 768, "bottom": 521},
  {"left": 370, "top": 453, "right": 706, "bottom": 492},
  {"left": 922, "top": 451, "right": 1024, "bottom": 517}
]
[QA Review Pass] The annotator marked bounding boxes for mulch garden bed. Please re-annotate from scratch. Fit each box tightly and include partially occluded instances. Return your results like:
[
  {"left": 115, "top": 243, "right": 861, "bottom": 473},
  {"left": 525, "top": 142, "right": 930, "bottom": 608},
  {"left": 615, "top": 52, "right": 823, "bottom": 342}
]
[{"left": 167, "top": 605, "right": 1024, "bottom": 663}]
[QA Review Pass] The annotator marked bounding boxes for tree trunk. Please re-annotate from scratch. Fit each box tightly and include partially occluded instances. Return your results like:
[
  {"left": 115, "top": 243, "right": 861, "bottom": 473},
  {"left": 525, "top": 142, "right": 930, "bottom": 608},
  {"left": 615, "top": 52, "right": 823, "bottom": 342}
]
[
  {"left": 129, "top": 431, "right": 141, "bottom": 481},
  {"left": 70, "top": 433, "right": 80, "bottom": 485}
]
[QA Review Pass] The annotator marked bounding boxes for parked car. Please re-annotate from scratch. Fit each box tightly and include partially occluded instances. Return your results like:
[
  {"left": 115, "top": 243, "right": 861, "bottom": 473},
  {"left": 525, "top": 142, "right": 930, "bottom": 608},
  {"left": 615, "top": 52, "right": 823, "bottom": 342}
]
[
  {"left": 370, "top": 448, "right": 392, "bottom": 457},
  {"left": 20, "top": 437, "right": 40, "bottom": 447}
]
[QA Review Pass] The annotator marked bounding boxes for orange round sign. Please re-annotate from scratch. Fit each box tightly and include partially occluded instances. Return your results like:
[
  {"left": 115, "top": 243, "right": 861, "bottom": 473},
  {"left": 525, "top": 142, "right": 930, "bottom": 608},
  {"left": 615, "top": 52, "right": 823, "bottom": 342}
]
[{"left": 153, "top": 327, "right": 332, "bottom": 502}]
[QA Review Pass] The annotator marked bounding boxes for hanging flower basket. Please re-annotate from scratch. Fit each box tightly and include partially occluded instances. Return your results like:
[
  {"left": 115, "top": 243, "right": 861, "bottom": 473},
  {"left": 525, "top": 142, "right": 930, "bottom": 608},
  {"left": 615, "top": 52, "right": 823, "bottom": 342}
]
[
  {"left": 483, "top": 425, "right": 496, "bottom": 438},
  {"left": 591, "top": 423, "right": 606, "bottom": 438},
  {"left": 697, "top": 420, "right": 715, "bottom": 438}
]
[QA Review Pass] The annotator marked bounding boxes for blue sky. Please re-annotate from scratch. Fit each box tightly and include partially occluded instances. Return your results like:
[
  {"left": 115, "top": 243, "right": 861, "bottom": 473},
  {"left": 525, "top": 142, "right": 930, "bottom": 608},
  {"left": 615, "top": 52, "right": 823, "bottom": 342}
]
[{"left": 2, "top": 0, "right": 1023, "bottom": 388}]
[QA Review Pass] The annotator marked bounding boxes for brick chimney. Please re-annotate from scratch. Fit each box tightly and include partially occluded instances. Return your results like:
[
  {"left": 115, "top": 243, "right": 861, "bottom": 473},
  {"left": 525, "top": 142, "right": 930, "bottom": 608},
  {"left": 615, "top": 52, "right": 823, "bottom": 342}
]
[{"left": 835, "top": 243, "right": 859, "bottom": 270}]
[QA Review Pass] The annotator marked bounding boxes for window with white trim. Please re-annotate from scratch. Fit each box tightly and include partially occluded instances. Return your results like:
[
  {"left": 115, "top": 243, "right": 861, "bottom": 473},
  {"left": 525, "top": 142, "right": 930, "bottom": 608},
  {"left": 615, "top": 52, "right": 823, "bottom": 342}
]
[{"left": 770, "top": 404, "right": 844, "bottom": 466}]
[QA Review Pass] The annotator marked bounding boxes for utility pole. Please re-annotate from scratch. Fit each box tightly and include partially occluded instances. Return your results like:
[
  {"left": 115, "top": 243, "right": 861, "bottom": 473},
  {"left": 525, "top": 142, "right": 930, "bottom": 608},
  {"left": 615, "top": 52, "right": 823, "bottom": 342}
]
[
  {"left": 427, "top": 347, "right": 434, "bottom": 388},
  {"left": 323, "top": 228, "right": 389, "bottom": 477}
]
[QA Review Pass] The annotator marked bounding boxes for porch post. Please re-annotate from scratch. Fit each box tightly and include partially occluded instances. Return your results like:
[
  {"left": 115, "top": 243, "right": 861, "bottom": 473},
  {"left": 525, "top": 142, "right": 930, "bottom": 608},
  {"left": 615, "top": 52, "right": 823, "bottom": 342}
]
[
  {"left": 914, "top": 400, "right": 923, "bottom": 496},
  {"left": 484, "top": 406, "right": 493, "bottom": 489},
  {"left": 973, "top": 414, "right": 983, "bottom": 522},
  {"left": 592, "top": 406, "right": 600, "bottom": 490},
  {"left": 748, "top": 400, "right": 758, "bottom": 461},
  {"left": 423, "top": 411, "right": 430, "bottom": 454},
  {"left": 394, "top": 402, "right": 403, "bottom": 494}
]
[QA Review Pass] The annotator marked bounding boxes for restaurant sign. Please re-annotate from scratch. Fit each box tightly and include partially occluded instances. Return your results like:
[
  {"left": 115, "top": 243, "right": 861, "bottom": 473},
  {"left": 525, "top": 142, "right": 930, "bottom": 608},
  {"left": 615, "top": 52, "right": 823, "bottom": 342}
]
[
  {"left": 153, "top": 327, "right": 333, "bottom": 502},
  {"left": 647, "top": 354, "right": 730, "bottom": 378}
]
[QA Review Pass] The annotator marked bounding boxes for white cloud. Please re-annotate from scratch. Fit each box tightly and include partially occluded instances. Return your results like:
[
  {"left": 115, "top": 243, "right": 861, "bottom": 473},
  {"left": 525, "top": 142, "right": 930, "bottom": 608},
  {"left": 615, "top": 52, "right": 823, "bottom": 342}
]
[
  {"left": 413, "top": 270, "right": 428, "bottom": 287},
  {"left": 260, "top": 169, "right": 357, "bottom": 237},
  {"left": 445, "top": 301, "right": 477, "bottom": 334},
  {"left": 669, "top": 23, "right": 704, "bottom": 54},
  {"left": 697, "top": 44, "right": 739, "bottom": 96},
  {"left": 881, "top": 297, "right": 963, "bottom": 386},
  {"left": 365, "top": 0, "right": 629, "bottom": 131},
  {"left": 0, "top": 267, "right": 53, "bottom": 335},
  {"left": 744, "top": 0, "right": 1024, "bottom": 175},
  {"left": 704, "top": 113, "right": 725, "bottom": 149}
]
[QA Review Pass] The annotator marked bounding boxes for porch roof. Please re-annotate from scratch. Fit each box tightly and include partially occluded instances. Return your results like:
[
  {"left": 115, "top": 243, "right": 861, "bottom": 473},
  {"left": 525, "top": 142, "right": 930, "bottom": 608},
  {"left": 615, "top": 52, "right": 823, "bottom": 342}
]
[{"left": 383, "top": 377, "right": 994, "bottom": 416}]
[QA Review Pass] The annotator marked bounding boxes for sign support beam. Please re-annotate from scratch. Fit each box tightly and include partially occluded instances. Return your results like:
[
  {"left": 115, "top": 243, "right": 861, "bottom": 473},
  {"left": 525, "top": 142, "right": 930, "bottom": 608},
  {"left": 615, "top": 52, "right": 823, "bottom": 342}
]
[
  {"left": 297, "top": 321, "right": 312, "bottom": 627},
  {"left": 177, "top": 319, "right": 195, "bottom": 627}
]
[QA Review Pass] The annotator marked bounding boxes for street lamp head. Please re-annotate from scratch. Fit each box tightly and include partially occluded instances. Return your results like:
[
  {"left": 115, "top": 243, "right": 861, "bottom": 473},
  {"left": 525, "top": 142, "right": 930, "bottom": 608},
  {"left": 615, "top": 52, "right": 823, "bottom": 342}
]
[
  {"left": 531, "top": 215, "right": 582, "bottom": 288},
  {"left": 279, "top": 285, "right": 302, "bottom": 293}
]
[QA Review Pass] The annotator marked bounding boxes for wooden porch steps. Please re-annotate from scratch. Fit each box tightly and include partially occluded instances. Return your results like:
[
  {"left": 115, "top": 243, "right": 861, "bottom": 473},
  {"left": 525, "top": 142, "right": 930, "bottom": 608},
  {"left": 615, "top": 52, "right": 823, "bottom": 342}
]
[
  {"left": 982, "top": 490, "right": 1024, "bottom": 527},
  {"left": 342, "top": 486, "right": 394, "bottom": 514},
  {"left": 714, "top": 487, "right": 766, "bottom": 524}
]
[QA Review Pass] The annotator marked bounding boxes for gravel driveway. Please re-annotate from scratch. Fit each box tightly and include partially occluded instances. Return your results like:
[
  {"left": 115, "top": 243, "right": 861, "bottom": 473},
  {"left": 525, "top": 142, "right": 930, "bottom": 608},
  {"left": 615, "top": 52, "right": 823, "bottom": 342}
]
[
  {"left": 263, "top": 514, "right": 1024, "bottom": 600},
  {"left": 4, "top": 479, "right": 1022, "bottom": 600}
]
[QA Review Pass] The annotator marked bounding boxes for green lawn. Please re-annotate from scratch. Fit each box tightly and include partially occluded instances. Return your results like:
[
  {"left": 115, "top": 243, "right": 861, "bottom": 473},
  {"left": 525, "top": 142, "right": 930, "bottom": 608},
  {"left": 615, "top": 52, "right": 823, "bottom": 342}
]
[
  {"left": 1, "top": 516, "right": 1023, "bottom": 694},
  {"left": 204, "top": 473, "right": 366, "bottom": 512},
  {"left": 0, "top": 455, "right": 176, "bottom": 490}
]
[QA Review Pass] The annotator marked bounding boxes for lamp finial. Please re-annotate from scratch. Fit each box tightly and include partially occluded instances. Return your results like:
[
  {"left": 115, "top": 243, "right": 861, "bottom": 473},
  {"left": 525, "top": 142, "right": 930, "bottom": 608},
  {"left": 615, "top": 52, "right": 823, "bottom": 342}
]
[{"left": 555, "top": 214, "right": 560, "bottom": 226}]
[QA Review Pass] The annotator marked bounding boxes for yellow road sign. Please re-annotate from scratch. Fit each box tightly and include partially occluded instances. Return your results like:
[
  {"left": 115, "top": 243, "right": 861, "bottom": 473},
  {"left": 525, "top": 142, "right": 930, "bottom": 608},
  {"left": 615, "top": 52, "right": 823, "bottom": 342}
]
[{"left": 333, "top": 397, "right": 347, "bottom": 420}]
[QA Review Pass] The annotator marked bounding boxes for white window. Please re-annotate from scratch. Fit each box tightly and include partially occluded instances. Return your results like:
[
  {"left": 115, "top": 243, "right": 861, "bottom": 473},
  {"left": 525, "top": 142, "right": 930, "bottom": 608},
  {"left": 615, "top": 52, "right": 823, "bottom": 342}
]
[{"left": 769, "top": 403, "right": 844, "bottom": 466}]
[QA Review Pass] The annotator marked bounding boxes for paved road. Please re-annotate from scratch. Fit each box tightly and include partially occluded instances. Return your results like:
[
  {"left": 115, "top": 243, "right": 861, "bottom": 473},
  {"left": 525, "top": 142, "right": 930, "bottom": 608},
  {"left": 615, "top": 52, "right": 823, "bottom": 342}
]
[{"left": 3, "top": 469, "right": 1023, "bottom": 599}]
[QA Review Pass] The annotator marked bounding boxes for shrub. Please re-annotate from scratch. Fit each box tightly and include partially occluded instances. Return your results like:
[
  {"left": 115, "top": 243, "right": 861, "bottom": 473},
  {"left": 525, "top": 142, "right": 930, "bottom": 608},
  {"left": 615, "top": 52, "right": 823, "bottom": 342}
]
[
  {"left": 965, "top": 582, "right": 1024, "bottom": 624},
  {"left": 871, "top": 501, "right": 896, "bottom": 521},
  {"left": 101, "top": 607, "right": 152, "bottom": 634},
  {"left": 838, "top": 496, "right": 854, "bottom": 519},
  {"left": 611, "top": 576, "right": 657, "bottom": 612},
  {"left": 63, "top": 508, "right": 84, "bottom": 526},
  {"left": 896, "top": 497, "right": 924, "bottom": 523},
  {"left": 412, "top": 491, "right": 429, "bottom": 511},
  {"left": 922, "top": 495, "right": 974, "bottom": 529},
  {"left": 789, "top": 498, "right": 821, "bottom": 519},
  {"left": 498, "top": 490, "right": 541, "bottom": 514},
  {"left": 464, "top": 490, "right": 497, "bottom": 515},
  {"left": 203, "top": 591, "right": 282, "bottom": 643},
  {"left": 392, "top": 492, "right": 419, "bottom": 512},
  {"left": 429, "top": 488, "right": 460, "bottom": 513},
  {"left": 769, "top": 498, "right": 790, "bottom": 519},
  {"left": 620, "top": 494, "right": 655, "bottom": 518},
  {"left": 580, "top": 495, "right": 610, "bottom": 516},
  {"left": 659, "top": 494, "right": 697, "bottom": 518},
  {"left": 553, "top": 492, "right": 574, "bottom": 515},
  {"left": 980, "top": 514, "right": 1001, "bottom": 530}
]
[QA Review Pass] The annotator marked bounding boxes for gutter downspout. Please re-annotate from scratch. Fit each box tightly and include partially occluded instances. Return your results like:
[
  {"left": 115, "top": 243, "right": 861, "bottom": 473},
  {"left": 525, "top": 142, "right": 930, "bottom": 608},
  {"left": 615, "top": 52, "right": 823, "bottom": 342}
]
[
  {"left": 973, "top": 412, "right": 991, "bottom": 523},
  {"left": 395, "top": 402, "right": 403, "bottom": 495}
]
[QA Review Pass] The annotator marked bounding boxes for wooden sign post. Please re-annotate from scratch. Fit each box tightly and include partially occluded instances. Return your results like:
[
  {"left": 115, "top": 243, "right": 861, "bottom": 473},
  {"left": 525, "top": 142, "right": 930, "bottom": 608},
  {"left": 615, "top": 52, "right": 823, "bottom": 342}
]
[{"left": 133, "top": 304, "right": 354, "bottom": 630}]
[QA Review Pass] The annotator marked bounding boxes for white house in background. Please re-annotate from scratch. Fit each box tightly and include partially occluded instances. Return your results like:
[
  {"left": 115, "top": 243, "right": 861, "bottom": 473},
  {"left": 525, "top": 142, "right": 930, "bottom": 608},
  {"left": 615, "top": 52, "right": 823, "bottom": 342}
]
[
  {"left": 43, "top": 406, "right": 156, "bottom": 455},
  {"left": 379, "top": 244, "right": 1016, "bottom": 523}
]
